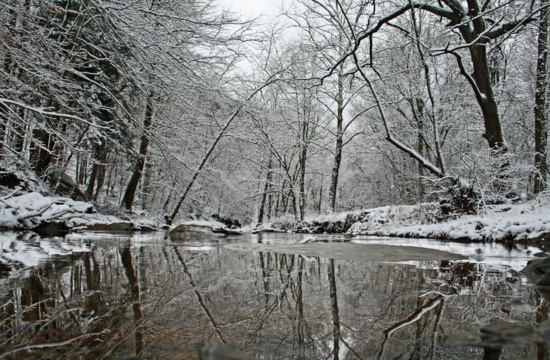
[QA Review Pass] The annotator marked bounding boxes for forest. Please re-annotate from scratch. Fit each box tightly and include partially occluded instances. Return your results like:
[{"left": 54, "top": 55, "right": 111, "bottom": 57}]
[{"left": 0, "top": 0, "right": 548, "bottom": 226}]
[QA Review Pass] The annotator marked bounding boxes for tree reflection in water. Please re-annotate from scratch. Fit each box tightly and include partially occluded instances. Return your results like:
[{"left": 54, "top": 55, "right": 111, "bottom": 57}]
[{"left": 0, "top": 232, "right": 545, "bottom": 359}]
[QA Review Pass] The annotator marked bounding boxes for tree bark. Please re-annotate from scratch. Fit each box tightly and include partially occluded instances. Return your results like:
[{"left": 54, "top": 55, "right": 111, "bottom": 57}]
[
  {"left": 93, "top": 150, "right": 107, "bottom": 201},
  {"left": 10, "top": 107, "right": 25, "bottom": 154},
  {"left": 257, "top": 156, "right": 272, "bottom": 225},
  {"left": 120, "top": 93, "right": 154, "bottom": 211},
  {"left": 298, "top": 123, "right": 308, "bottom": 221},
  {"left": 30, "top": 128, "right": 55, "bottom": 175},
  {"left": 0, "top": 106, "right": 6, "bottom": 156},
  {"left": 414, "top": 98, "right": 425, "bottom": 199},
  {"left": 86, "top": 142, "right": 106, "bottom": 199},
  {"left": 453, "top": 0, "right": 510, "bottom": 186},
  {"left": 328, "top": 74, "right": 344, "bottom": 213},
  {"left": 77, "top": 153, "right": 87, "bottom": 185},
  {"left": 468, "top": 44, "right": 506, "bottom": 153},
  {"left": 535, "top": 0, "right": 549, "bottom": 194},
  {"left": 141, "top": 155, "right": 153, "bottom": 209}
]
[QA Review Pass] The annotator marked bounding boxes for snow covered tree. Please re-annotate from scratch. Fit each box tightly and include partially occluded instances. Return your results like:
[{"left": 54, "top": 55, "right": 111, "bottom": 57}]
[
  {"left": 299, "top": 0, "right": 541, "bottom": 197},
  {"left": 1, "top": 0, "right": 252, "bottom": 218},
  {"left": 286, "top": 0, "right": 371, "bottom": 212},
  {"left": 534, "top": 0, "right": 549, "bottom": 194},
  {"left": 105, "top": 0, "right": 251, "bottom": 215},
  {"left": 1, "top": 0, "right": 132, "bottom": 184}
]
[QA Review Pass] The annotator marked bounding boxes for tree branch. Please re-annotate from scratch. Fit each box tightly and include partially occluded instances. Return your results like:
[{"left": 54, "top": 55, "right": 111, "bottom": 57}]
[{"left": 352, "top": 54, "right": 444, "bottom": 178}]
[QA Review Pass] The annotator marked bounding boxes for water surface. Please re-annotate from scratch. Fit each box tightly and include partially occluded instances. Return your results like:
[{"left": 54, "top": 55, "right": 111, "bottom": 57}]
[{"left": 0, "top": 231, "right": 546, "bottom": 359}]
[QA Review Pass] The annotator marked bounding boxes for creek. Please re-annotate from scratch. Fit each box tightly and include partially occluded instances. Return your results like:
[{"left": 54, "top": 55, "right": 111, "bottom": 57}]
[{"left": 0, "top": 231, "right": 546, "bottom": 359}]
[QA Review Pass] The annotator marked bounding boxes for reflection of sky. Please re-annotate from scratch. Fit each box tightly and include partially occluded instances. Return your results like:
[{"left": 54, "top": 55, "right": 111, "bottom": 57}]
[
  {"left": 0, "top": 230, "right": 543, "bottom": 359},
  {"left": 0, "top": 230, "right": 539, "bottom": 281},
  {"left": 352, "top": 236, "right": 538, "bottom": 271},
  {"left": 248, "top": 233, "right": 538, "bottom": 271}
]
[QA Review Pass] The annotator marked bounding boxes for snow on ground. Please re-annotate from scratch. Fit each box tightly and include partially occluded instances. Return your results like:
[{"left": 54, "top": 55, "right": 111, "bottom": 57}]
[
  {"left": 1, "top": 176, "right": 549, "bottom": 244},
  {"left": 177, "top": 219, "right": 228, "bottom": 229},
  {"left": 369, "top": 213, "right": 550, "bottom": 242},
  {"left": 0, "top": 191, "right": 134, "bottom": 229},
  {"left": 345, "top": 196, "right": 550, "bottom": 242},
  {"left": 0, "top": 190, "right": 225, "bottom": 232},
  {"left": 259, "top": 194, "right": 550, "bottom": 243}
]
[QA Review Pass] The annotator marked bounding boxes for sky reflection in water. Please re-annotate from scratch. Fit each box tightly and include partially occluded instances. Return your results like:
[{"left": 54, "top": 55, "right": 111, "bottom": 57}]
[{"left": 0, "top": 231, "right": 545, "bottom": 359}]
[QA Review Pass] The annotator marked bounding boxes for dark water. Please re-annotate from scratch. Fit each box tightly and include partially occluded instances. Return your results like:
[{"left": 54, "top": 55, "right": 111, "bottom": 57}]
[{"left": 0, "top": 231, "right": 546, "bottom": 359}]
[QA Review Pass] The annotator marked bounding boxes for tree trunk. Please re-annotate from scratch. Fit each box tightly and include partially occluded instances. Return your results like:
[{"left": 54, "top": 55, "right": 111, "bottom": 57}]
[
  {"left": 290, "top": 186, "right": 298, "bottom": 219},
  {"left": 162, "top": 182, "right": 176, "bottom": 216},
  {"left": 318, "top": 178, "right": 323, "bottom": 213},
  {"left": 86, "top": 158, "right": 98, "bottom": 199},
  {"left": 257, "top": 156, "right": 272, "bottom": 225},
  {"left": 534, "top": 0, "right": 549, "bottom": 194},
  {"left": 413, "top": 98, "right": 425, "bottom": 199},
  {"left": 93, "top": 148, "right": 108, "bottom": 201},
  {"left": 266, "top": 176, "right": 273, "bottom": 220},
  {"left": 468, "top": 44, "right": 506, "bottom": 153},
  {"left": 120, "top": 93, "right": 154, "bottom": 211},
  {"left": 141, "top": 156, "right": 153, "bottom": 209},
  {"left": 298, "top": 122, "right": 309, "bottom": 221},
  {"left": 328, "top": 75, "right": 344, "bottom": 213},
  {"left": 298, "top": 169, "right": 306, "bottom": 221},
  {"left": 77, "top": 153, "right": 87, "bottom": 185},
  {"left": 275, "top": 178, "right": 283, "bottom": 217},
  {"left": 86, "top": 142, "right": 106, "bottom": 199},
  {"left": 457, "top": 0, "right": 509, "bottom": 187},
  {"left": 0, "top": 106, "right": 5, "bottom": 156},
  {"left": 29, "top": 128, "right": 55, "bottom": 175},
  {"left": 10, "top": 107, "right": 25, "bottom": 154},
  {"left": 280, "top": 180, "right": 288, "bottom": 214}
]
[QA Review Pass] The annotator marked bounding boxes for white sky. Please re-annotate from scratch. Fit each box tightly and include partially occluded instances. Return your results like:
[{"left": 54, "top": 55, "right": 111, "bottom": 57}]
[{"left": 217, "top": 0, "right": 286, "bottom": 18}]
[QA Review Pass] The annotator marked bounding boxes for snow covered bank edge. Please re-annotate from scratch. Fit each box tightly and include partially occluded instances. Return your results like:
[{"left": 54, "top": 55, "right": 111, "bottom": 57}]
[{"left": 262, "top": 201, "right": 550, "bottom": 244}]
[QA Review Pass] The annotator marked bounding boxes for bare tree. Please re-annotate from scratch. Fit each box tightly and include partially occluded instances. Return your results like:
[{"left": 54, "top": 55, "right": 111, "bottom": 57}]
[
  {"left": 534, "top": 0, "right": 549, "bottom": 194},
  {"left": 120, "top": 92, "right": 154, "bottom": 211},
  {"left": 306, "top": 0, "right": 541, "bottom": 193}
]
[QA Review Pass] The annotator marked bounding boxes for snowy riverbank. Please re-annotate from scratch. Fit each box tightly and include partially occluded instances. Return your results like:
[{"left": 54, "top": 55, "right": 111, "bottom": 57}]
[
  {"left": 259, "top": 195, "right": 550, "bottom": 243},
  {"left": 359, "top": 206, "right": 550, "bottom": 243},
  {"left": 359, "top": 197, "right": 550, "bottom": 243},
  {"left": 0, "top": 191, "right": 157, "bottom": 234},
  {"left": 1, "top": 187, "right": 549, "bottom": 244}
]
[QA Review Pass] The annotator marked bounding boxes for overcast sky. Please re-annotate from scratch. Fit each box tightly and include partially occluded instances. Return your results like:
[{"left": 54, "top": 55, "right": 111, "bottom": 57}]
[{"left": 217, "top": 0, "right": 286, "bottom": 18}]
